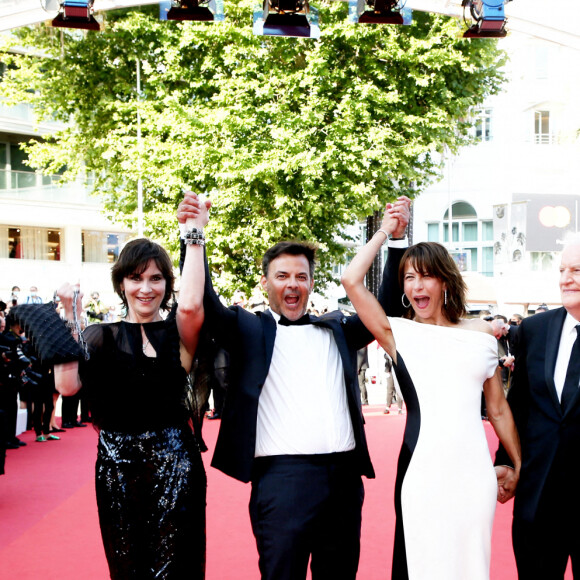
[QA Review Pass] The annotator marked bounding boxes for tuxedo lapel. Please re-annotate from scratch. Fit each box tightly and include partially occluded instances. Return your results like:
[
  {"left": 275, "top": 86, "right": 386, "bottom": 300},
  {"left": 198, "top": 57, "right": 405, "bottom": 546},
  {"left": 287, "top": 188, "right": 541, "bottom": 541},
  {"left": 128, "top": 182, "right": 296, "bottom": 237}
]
[
  {"left": 261, "top": 310, "right": 277, "bottom": 373},
  {"left": 545, "top": 308, "right": 567, "bottom": 414}
]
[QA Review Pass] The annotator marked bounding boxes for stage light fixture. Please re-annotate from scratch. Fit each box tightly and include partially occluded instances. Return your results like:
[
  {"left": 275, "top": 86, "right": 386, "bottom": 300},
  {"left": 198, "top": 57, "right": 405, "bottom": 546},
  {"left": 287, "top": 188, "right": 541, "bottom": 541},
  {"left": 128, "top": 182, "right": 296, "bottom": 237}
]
[
  {"left": 348, "top": 0, "right": 410, "bottom": 25},
  {"left": 462, "top": 0, "right": 509, "bottom": 38},
  {"left": 253, "top": 0, "right": 320, "bottom": 39},
  {"left": 51, "top": 0, "right": 100, "bottom": 31},
  {"left": 164, "top": 0, "right": 224, "bottom": 22}
]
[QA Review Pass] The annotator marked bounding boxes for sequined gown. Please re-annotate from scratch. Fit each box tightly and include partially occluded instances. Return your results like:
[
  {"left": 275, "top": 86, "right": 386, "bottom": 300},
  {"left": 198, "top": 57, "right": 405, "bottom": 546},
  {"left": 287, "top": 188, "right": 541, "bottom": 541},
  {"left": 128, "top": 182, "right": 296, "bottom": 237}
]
[
  {"left": 79, "top": 313, "right": 206, "bottom": 580},
  {"left": 388, "top": 318, "right": 498, "bottom": 580}
]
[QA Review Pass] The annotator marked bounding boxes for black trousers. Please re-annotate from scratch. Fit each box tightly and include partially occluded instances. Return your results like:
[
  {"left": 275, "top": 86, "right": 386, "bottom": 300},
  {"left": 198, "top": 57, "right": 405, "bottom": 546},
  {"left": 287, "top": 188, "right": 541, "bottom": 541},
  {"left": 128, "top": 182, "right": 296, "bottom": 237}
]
[
  {"left": 32, "top": 382, "right": 54, "bottom": 437},
  {"left": 61, "top": 387, "right": 88, "bottom": 423},
  {"left": 513, "top": 457, "right": 580, "bottom": 579},
  {"left": 249, "top": 452, "right": 364, "bottom": 580},
  {"left": 0, "top": 386, "right": 18, "bottom": 443}
]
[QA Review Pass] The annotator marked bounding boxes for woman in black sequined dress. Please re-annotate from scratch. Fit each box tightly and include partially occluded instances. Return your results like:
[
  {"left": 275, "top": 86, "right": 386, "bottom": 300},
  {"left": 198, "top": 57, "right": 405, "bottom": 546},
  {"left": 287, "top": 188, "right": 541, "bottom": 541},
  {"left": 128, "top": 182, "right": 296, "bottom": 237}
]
[{"left": 55, "top": 194, "right": 210, "bottom": 579}]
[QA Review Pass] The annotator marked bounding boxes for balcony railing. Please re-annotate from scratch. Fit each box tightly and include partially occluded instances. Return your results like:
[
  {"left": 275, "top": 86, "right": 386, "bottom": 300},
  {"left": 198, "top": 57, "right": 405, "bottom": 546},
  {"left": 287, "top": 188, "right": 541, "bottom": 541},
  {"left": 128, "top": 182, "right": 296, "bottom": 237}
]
[
  {"left": 0, "top": 169, "right": 97, "bottom": 204},
  {"left": 0, "top": 101, "right": 34, "bottom": 123}
]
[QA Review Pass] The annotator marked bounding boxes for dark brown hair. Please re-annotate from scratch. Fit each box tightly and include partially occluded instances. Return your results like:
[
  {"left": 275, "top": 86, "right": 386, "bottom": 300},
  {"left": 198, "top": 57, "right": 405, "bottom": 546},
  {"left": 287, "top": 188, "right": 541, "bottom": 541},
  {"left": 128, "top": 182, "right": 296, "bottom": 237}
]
[
  {"left": 111, "top": 238, "right": 175, "bottom": 312},
  {"left": 398, "top": 242, "right": 466, "bottom": 324},
  {"left": 262, "top": 241, "right": 317, "bottom": 279}
]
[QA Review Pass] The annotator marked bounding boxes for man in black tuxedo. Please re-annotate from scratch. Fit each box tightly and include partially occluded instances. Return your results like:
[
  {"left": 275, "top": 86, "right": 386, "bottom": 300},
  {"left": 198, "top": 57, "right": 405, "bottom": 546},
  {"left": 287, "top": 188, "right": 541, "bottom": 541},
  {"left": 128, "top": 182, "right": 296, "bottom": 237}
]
[
  {"left": 496, "top": 238, "right": 580, "bottom": 578},
  {"left": 179, "top": 194, "right": 410, "bottom": 580}
]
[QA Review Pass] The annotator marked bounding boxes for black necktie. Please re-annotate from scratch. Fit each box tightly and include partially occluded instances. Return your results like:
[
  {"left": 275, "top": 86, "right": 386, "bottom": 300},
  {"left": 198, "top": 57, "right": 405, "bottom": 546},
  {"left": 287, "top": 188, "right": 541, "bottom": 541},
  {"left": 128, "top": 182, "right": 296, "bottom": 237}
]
[
  {"left": 278, "top": 314, "right": 311, "bottom": 326},
  {"left": 561, "top": 324, "right": 580, "bottom": 411}
]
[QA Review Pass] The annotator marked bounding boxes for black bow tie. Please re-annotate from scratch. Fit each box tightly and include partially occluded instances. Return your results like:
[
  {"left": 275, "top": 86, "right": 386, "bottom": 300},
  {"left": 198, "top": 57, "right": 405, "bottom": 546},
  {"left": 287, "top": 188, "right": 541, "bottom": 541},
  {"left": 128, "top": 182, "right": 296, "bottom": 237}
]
[{"left": 278, "top": 314, "right": 311, "bottom": 326}]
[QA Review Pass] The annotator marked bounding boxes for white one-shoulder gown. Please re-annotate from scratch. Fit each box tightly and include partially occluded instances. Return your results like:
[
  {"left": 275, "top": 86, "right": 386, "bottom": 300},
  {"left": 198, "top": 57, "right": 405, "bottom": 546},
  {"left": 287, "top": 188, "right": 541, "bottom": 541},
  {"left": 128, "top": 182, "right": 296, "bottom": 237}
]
[{"left": 388, "top": 317, "right": 498, "bottom": 580}]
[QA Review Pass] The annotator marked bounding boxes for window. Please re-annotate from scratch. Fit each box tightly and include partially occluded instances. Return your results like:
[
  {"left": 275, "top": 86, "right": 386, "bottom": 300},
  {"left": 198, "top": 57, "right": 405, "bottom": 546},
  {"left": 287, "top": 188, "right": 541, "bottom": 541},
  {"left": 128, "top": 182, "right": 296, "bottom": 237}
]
[
  {"left": 82, "top": 231, "right": 130, "bottom": 263},
  {"left": 534, "top": 110, "right": 551, "bottom": 144},
  {"left": 443, "top": 223, "right": 459, "bottom": 243},
  {"left": 482, "top": 221, "right": 493, "bottom": 242},
  {"left": 0, "top": 226, "right": 61, "bottom": 260},
  {"left": 0, "top": 142, "right": 64, "bottom": 190},
  {"left": 482, "top": 247, "right": 494, "bottom": 277},
  {"left": 10, "top": 145, "right": 36, "bottom": 188},
  {"left": 427, "top": 223, "right": 439, "bottom": 242},
  {"left": 462, "top": 222, "right": 478, "bottom": 242},
  {"left": 0, "top": 143, "right": 6, "bottom": 189},
  {"left": 474, "top": 108, "right": 493, "bottom": 142},
  {"left": 437, "top": 202, "right": 494, "bottom": 275}
]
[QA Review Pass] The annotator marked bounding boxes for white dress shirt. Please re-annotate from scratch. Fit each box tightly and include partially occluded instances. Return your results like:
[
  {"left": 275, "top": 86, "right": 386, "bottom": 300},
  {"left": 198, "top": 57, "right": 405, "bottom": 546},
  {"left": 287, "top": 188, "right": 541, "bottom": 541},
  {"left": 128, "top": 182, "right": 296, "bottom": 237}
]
[
  {"left": 554, "top": 312, "right": 580, "bottom": 401},
  {"left": 254, "top": 311, "right": 356, "bottom": 457}
]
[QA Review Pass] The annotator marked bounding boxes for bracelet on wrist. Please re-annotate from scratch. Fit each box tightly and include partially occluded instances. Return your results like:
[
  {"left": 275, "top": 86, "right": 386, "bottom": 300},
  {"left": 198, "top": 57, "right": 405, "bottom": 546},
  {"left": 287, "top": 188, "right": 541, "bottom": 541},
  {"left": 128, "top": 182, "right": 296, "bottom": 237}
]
[
  {"left": 389, "top": 235, "right": 406, "bottom": 241},
  {"left": 182, "top": 227, "right": 205, "bottom": 246},
  {"left": 376, "top": 229, "right": 389, "bottom": 244},
  {"left": 64, "top": 320, "right": 79, "bottom": 334}
]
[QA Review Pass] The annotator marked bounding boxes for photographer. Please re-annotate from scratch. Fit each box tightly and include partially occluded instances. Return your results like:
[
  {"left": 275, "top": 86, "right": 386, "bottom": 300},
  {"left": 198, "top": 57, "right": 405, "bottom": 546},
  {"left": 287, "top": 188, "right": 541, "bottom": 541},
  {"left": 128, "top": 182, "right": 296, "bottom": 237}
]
[
  {"left": 0, "top": 314, "right": 29, "bottom": 449},
  {"left": 85, "top": 291, "right": 106, "bottom": 324}
]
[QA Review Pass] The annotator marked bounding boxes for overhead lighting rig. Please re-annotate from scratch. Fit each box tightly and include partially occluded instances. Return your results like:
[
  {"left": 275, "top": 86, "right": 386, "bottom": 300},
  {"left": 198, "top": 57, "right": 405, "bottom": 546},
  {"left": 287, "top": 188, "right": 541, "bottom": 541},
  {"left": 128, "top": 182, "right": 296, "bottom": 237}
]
[
  {"left": 348, "top": 0, "right": 406, "bottom": 24},
  {"left": 51, "top": 0, "right": 100, "bottom": 31},
  {"left": 165, "top": 0, "right": 224, "bottom": 22},
  {"left": 462, "top": 0, "right": 510, "bottom": 38},
  {"left": 253, "top": 0, "right": 320, "bottom": 38}
]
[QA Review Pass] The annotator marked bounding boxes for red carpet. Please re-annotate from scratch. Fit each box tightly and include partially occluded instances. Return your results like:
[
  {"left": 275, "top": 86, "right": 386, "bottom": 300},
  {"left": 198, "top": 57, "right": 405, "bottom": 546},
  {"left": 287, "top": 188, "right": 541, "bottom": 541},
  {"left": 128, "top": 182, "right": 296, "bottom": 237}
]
[{"left": 0, "top": 408, "right": 572, "bottom": 579}]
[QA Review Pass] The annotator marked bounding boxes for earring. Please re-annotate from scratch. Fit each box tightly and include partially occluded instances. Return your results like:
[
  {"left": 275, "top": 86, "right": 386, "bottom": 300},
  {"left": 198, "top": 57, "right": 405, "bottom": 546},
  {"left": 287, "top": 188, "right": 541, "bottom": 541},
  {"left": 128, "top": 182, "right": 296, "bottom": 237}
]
[
  {"left": 444, "top": 289, "right": 448, "bottom": 307},
  {"left": 402, "top": 294, "right": 411, "bottom": 309}
]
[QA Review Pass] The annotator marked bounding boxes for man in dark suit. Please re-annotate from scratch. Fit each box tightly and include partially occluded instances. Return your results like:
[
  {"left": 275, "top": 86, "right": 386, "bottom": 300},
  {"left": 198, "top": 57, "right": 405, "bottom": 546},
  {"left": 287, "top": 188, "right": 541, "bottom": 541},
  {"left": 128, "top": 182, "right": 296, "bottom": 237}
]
[
  {"left": 179, "top": 193, "right": 410, "bottom": 580},
  {"left": 496, "top": 238, "right": 580, "bottom": 578}
]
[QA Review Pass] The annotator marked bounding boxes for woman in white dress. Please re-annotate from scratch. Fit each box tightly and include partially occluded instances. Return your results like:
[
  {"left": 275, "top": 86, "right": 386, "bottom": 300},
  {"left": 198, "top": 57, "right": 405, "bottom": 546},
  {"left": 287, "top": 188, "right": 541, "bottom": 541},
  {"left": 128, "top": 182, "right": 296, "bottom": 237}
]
[{"left": 341, "top": 205, "right": 521, "bottom": 580}]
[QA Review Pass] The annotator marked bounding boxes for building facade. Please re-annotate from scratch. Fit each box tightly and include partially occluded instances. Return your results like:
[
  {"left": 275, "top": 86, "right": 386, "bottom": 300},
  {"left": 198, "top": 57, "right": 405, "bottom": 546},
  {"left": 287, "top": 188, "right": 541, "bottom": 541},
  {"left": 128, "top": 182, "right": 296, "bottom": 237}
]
[
  {"left": 411, "top": 33, "right": 580, "bottom": 315},
  {"left": 0, "top": 100, "right": 131, "bottom": 307}
]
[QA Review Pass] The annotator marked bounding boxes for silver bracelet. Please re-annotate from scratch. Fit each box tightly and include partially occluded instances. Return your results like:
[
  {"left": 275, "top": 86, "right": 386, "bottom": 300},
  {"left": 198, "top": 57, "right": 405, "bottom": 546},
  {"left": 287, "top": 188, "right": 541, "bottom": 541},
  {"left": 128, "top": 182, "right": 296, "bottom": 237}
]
[
  {"left": 376, "top": 229, "right": 389, "bottom": 244},
  {"left": 183, "top": 227, "right": 205, "bottom": 246}
]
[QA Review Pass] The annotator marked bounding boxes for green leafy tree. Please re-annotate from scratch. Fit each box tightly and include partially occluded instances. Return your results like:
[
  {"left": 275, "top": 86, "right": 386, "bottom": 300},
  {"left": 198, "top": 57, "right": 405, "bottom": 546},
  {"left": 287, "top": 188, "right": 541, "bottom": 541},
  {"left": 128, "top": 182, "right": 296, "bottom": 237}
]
[{"left": 0, "top": 2, "right": 506, "bottom": 296}]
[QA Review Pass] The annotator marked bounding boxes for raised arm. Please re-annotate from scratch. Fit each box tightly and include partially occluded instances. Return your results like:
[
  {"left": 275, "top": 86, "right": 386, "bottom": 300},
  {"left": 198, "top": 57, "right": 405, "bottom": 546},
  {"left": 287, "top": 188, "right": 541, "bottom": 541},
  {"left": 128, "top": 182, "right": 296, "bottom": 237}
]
[
  {"left": 342, "top": 203, "right": 403, "bottom": 361},
  {"left": 177, "top": 193, "right": 238, "bottom": 348},
  {"left": 177, "top": 192, "right": 211, "bottom": 372},
  {"left": 377, "top": 196, "right": 411, "bottom": 316}
]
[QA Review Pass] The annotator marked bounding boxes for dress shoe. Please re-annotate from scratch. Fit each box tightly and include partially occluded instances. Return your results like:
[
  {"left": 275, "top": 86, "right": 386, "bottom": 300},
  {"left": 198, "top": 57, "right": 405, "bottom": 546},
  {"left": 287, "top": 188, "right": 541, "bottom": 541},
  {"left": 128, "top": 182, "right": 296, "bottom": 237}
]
[
  {"left": 74, "top": 421, "right": 87, "bottom": 427},
  {"left": 13, "top": 438, "right": 27, "bottom": 447},
  {"left": 61, "top": 422, "right": 75, "bottom": 429},
  {"left": 207, "top": 412, "right": 221, "bottom": 420},
  {"left": 5, "top": 441, "right": 20, "bottom": 449},
  {"left": 36, "top": 435, "right": 47, "bottom": 442},
  {"left": 47, "top": 434, "right": 60, "bottom": 440}
]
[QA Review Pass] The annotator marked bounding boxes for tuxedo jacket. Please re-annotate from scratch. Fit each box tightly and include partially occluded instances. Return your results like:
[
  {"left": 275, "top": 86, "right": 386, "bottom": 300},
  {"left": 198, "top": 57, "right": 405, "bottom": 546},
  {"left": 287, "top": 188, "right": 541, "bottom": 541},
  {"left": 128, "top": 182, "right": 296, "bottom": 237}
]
[
  {"left": 496, "top": 307, "right": 580, "bottom": 522},
  {"left": 201, "top": 247, "right": 406, "bottom": 483}
]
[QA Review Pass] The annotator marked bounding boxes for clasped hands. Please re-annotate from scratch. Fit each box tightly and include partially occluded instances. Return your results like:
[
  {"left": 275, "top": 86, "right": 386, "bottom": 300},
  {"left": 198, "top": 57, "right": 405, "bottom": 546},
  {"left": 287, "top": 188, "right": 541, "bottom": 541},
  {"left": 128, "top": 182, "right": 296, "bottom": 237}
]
[
  {"left": 500, "top": 355, "right": 515, "bottom": 371},
  {"left": 495, "top": 465, "right": 519, "bottom": 504},
  {"left": 383, "top": 196, "right": 412, "bottom": 238},
  {"left": 177, "top": 191, "right": 212, "bottom": 227}
]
